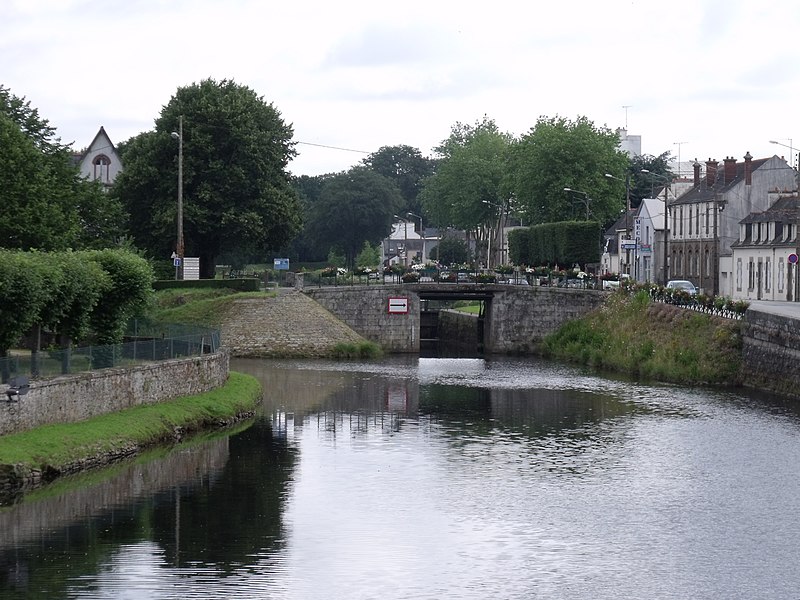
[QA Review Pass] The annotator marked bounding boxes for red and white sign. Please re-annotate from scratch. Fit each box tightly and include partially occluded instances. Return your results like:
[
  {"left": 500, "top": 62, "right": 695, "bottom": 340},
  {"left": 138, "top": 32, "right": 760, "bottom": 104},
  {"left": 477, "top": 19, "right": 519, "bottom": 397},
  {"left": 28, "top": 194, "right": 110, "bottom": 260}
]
[{"left": 388, "top": 297, "right": 409, "bottom": 314}]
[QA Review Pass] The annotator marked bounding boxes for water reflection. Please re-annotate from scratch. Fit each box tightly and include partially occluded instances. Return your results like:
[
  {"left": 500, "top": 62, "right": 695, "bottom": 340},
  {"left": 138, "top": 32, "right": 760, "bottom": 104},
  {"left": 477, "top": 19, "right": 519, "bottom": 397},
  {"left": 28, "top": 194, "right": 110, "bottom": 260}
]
[{"left": 2, "top": 356, "right": 800, "bottom": 599}]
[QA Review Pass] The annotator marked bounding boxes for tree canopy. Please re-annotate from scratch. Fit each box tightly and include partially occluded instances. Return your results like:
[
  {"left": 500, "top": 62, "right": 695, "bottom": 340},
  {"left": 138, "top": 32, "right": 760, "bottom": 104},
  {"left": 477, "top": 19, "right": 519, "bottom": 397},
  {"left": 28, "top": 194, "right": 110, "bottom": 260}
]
[
  {"left": 112, "top": 78, "right": 302, "bottom": 278},
  {"left": 0, "top": 85, "right": 125, "bottom": 251},
  {"left": 505, "top": 115, "right": 630, "bottom": 226},
  {"left": 307, "top": 166, "right": 403, "bottom": 267},
  {"left": 362, "top": 145, "right": 435, "bottom": 218},
  {"left": 420, "top": 117, "right": 513, "bottom": 265}
]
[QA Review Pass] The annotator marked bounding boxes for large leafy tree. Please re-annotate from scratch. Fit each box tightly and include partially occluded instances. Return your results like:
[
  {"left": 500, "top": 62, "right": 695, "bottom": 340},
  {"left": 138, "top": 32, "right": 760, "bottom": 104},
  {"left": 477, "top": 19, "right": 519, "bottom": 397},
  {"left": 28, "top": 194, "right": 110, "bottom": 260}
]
[
  {"left": 308, "top": 166, "right": 403, "bottom": 267},
  {"left": 0, "top": 86, "right": 124, "bottom": 250},
  {"left": 113, "top": 78, "right": 302, "bottom": 278},
  {"left": 420, "top": 116, "right": 513, "bottom": 265},
  {"left": 362, "top": 145, "right": 436, "bottom": 218},
  {"left": 506, "top": 115, "right": 629, "bottom": 226}
]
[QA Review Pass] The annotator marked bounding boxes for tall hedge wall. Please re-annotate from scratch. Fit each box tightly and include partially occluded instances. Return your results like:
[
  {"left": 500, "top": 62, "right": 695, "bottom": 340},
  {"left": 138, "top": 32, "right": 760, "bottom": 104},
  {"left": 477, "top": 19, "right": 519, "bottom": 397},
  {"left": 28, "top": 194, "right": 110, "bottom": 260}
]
[{"left": 508, "top": 221, "right": 601, "bottom": 267}]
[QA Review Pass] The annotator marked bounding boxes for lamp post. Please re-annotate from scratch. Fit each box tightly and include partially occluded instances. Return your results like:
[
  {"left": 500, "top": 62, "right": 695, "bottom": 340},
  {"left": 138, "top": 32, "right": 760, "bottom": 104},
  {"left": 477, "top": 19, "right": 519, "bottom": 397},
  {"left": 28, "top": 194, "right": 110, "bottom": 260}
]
[
  {"left": 563, "top": 188, "right": 592, "bottom": 220},
  {"left": 393, "top": 215, "right": 408, "bottom": 267},
  {"left": 605, "top": 173, "right": 632, "bottom": 277},
  {"left": 407, "top": 212, "right": 424, "bottom": 263},
  {"left": 171, "top": 116, "right": 184, "bottom": 280},
  {"left": 641, "top": 169, "right": 673, "bottom": 285}
]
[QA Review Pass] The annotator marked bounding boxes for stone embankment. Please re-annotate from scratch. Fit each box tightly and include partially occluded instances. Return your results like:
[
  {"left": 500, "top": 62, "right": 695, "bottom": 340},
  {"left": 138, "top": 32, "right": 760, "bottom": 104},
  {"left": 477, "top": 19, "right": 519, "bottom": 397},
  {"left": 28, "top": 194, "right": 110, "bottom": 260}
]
[{"left": 220, "top": 289, "right": 367, "bottom": 357}]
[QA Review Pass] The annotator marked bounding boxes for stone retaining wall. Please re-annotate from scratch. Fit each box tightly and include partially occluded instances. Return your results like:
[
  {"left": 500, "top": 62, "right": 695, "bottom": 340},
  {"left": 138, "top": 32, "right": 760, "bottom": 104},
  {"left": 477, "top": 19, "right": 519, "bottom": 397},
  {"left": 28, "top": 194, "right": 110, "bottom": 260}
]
[
  {"left": 742, "top": 309, "right": 800, "bottom": 398},
  {"left": 0, "top": 351, "right": 229, "bottom": 436}
]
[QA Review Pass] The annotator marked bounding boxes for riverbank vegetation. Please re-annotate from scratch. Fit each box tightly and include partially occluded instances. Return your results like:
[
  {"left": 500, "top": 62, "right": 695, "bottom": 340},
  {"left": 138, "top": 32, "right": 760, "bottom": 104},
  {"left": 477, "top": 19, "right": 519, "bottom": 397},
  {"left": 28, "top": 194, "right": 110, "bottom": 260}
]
[
  {"left": 0, "top": 372, "right": 262, "bottom": 495},
  {"left": 146, "top": 286, "right": 275, "bottom": 327},
  {"left": 542, "top": 290, "right": 744, "bottom": 385}
]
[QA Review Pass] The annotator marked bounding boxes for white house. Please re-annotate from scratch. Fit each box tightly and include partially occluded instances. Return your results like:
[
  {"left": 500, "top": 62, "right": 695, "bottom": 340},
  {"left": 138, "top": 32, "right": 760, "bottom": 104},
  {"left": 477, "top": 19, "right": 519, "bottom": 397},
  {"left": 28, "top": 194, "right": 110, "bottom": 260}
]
[
  {"left": 730, "top": 192, "right": 799, "bottom": 302},
  {"left": 632, "top": 197, "right": 665, "bottom": 284},
  {"left": 73, "top": 126, "right": 123, "bottom": 189}
]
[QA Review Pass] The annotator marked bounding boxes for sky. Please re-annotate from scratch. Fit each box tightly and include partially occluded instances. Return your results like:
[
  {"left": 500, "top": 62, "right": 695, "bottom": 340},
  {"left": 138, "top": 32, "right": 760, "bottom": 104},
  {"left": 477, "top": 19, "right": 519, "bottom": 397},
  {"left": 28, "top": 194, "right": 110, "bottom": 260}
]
[{"left": 2, "top": 0, "right": 800, "bottom": 177}]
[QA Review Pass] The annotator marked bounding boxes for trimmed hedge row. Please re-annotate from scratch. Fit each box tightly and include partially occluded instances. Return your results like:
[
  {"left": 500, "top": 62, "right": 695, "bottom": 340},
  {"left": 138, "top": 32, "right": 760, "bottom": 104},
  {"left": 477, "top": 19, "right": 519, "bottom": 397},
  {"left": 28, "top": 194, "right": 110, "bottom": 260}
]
[{"left": 509, "top": 221, "right": 601, "bottom": 267}]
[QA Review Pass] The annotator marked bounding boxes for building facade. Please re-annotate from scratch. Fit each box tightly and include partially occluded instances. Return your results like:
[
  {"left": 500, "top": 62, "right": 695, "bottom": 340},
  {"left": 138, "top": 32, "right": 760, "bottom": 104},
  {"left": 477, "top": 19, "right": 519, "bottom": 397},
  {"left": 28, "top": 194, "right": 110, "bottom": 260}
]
[
  {"left": 730, "top": 193, "right": 799, "bottom": 302},
  {"left": 668, "top": 154, "right": 796, "bottom": 296}
]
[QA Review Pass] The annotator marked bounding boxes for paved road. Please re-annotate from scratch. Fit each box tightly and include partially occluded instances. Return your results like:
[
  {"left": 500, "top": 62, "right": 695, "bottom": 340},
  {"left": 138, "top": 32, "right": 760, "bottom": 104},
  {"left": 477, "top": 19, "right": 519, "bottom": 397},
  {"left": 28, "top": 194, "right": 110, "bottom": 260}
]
[{"left": 747, "top": 300, "right": 800, "bottom": 318}]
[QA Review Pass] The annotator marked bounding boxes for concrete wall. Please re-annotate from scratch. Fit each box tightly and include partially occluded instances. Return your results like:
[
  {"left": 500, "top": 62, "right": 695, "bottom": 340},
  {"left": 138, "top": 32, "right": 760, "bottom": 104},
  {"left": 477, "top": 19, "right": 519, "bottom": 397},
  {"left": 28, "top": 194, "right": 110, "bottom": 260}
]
[
  {"left": 742, "top": 308, "right": 800, "bottom": 398},
  {"left": 0, "top": 351, "right": 229, "bottom": 436}
]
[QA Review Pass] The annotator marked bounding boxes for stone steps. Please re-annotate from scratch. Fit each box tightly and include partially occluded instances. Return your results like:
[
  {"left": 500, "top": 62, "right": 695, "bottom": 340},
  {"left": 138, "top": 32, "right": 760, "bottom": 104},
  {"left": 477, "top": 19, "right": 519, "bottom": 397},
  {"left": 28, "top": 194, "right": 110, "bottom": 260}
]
[{"left": 220, "top": 290, "right": 366, "bottom": 357}]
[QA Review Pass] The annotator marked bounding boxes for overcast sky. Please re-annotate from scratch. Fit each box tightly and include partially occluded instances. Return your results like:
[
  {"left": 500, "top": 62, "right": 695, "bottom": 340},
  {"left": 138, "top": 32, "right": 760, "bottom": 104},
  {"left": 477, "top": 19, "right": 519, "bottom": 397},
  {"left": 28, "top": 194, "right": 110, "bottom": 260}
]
[{"left": 2, "top": 0, "right": 799, "bottom": 177}]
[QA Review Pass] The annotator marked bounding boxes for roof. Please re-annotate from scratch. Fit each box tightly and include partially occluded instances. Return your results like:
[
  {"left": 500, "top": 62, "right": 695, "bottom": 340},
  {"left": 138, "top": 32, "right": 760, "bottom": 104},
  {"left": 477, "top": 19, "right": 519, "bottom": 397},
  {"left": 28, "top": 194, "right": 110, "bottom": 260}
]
[
  {"left": 671, "top": 156, "right": 772, "bottom": 205},
  {"left": 740, "top": 195, "right": 799, "bottom": 224},
  {"left": 639, "top": 198, "right": 665, "bottom": 230}
]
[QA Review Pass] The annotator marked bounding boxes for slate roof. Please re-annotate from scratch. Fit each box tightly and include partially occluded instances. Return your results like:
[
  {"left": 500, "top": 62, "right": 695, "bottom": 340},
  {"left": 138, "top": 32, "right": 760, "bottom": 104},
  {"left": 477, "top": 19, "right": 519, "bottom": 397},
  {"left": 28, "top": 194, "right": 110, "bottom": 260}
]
[{"left": 672, "top": 156, "right": 771, "bottom": 205}]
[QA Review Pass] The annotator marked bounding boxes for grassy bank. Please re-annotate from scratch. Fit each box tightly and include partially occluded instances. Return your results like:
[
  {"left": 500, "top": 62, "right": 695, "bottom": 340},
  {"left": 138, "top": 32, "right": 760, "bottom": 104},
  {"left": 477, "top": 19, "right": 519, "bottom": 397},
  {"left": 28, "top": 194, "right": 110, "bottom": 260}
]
[
  {"left": 147, "top": 287, "right": 275, "bottom": 327},
  {"left": 0, "top": 371, "right": 262, "bottom": 491},
  {"left": 542, "top": 290, "right": 744, "bottom": 385}
]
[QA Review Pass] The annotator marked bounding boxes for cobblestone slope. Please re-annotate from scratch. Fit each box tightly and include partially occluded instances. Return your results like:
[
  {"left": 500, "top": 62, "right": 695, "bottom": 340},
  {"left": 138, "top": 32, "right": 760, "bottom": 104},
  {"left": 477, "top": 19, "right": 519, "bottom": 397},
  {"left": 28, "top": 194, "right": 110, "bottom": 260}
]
[{"left": 220, "top": 290, "right": 367, "bottom": 357}]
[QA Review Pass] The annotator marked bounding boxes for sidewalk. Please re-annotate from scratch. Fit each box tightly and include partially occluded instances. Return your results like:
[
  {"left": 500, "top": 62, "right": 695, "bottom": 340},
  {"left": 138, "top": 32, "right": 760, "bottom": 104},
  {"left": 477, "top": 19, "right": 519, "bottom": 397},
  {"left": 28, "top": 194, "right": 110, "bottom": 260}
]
[{"left": 747, "top": 300, "right": 800, "bottom": 319}]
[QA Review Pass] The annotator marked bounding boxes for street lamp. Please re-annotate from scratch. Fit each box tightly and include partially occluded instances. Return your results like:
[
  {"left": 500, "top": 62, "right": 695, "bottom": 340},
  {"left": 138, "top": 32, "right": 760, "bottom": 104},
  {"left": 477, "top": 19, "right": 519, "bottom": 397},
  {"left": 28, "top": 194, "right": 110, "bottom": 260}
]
[
  {"left": 769, "top": 139, "right": 796, "bottom": 170},
  {"left": 407, "top": 212, "right": 424, "bottom": 263},
  {"left": 605, "top": 172, "right": 633, "bottom": 276},
  {"left": 563, "top": 188, "right": 592, "bottom": 220},
  {"left": 170, "top": 116, "right": 184, "bottom": 280},
  {"left": 393, "top": 214, "right": 409, "bottom": 267},
  {"left": 641, "top": 169, "right": 673, "bottom": 285}
]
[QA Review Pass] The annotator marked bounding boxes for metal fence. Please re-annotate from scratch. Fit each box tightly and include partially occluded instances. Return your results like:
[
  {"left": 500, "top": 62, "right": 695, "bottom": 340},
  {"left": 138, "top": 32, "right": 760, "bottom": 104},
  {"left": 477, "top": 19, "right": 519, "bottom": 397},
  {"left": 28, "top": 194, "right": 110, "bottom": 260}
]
[{"left": 1, "top": 323, "right": 221, "bottom": 383}]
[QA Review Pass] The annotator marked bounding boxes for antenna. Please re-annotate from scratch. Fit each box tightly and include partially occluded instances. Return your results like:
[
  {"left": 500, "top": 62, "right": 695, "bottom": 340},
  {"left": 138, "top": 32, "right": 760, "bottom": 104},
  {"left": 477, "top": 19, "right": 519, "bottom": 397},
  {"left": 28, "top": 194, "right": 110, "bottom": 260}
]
[
  {"left": 622, "top": 105, "right": 632, "bottom": 129},
  {"left": 673, "top": 141, "right": 688, "bottom": 177}
]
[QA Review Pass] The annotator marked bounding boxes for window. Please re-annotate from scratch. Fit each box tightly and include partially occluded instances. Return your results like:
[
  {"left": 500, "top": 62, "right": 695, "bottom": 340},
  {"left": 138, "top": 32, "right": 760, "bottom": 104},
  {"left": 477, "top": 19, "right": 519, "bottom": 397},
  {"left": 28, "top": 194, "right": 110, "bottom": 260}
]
[
  {"left": 92, "top": 154, "right": 111, "bottom": 183},
  {"left": 766, "top": 258, "right": 771, "bottom": 292},
  {"left": 748, "top": 258, "right": 755, "bottom": 291},
  {"left": 689, "top": 207, "right": 693, "bottom": 236},
  {"left": 705, "top": 249, "right": 710, "bottom": 277},
  {"left": 779, "top": 259, "right": 785, "bottom": 293},
  {"left": 696, "top": 207, "right": 700, "bottom": 236},
  {"left": 679, "top": 207, "right": 684, "bottom": 236},
  {"left": 705, "top": 207, "right": 710, "bottom": 234},
  {"left": 736, "top": 258, "right": 742, "bottom": 292}
]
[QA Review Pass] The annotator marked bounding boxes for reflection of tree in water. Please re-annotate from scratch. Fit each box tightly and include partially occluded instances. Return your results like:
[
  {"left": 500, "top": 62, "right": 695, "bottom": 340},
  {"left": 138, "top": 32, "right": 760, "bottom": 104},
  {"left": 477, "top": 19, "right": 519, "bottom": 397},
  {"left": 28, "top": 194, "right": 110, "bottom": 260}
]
[
  {"left": 419, "top": 385, "right": 641, "bottom": 439},
  {"left": 151, "top": 420, "right": 298, "bottom": 571}
]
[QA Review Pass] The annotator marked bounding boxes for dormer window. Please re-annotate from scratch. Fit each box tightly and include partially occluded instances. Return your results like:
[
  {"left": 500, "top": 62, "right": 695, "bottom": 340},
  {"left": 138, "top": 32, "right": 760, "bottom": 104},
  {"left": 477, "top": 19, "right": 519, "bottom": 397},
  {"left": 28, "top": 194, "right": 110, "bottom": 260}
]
[{"left": 92, "top": 154, "right": 111, "bottom": 183}]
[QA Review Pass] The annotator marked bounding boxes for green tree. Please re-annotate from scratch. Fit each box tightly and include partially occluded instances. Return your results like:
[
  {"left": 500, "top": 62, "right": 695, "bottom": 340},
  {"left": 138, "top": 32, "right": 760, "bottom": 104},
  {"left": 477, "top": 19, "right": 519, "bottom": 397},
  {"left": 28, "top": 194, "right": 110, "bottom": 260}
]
[
  {"left": 308, "top": 166, "right": 403, "bottom": 267},
  {"left": 432, "top": 235, "right": 471, "bottom": 265},
  {"left": 113, "top": 78, "right": 302, "bottom": 278},
  {"left": 420, "top": 117, "right": 512, "bottom": 266},
  {"left": 506, "top": 115, "right": 629, "bottom": 226},
  {"left": 362, "top": 145, "right": 436, "bottom": 217},
  {"left": 0, "top": 87, "right": 125, "bottom": 251},
  {"left": 355, "top": 241, "right": 380, "bottom": 269},
  {"left": 628, "top": 152, "right": 674, "bottom": 206}
]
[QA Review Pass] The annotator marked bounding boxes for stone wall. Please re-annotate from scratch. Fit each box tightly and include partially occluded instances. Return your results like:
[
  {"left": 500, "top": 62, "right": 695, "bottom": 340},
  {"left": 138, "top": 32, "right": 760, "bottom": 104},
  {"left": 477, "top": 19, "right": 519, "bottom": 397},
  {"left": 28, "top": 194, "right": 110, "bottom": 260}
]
[
  {"left": 742, "top": 309, "right": 800, "bottom": 398},
  {"left": 304, "top": 286, "right": 419, "bottom": 352},
  {"left": 0, "top": 351, "right": 229, "bottom": 436},
  {"left": 486, "top": 287, "right": 607, "bottom": 353}
]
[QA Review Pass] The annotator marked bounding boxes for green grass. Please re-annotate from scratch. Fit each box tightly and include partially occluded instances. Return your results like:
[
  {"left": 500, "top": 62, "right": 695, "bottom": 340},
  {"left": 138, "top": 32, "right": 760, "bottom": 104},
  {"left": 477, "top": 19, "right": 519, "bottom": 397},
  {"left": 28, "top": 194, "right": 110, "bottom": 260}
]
[
  {"left": 329, "top": 341, "right": 384, "bottom": 359},
  {"left": 543, "top": 290, "right": 744, "bottom": 385},
  {"left": 146, "top": 288, "right": 276, "bottom": 327},
  {"left": 0, "top": 372, "right": 262, "bottom": 478}
]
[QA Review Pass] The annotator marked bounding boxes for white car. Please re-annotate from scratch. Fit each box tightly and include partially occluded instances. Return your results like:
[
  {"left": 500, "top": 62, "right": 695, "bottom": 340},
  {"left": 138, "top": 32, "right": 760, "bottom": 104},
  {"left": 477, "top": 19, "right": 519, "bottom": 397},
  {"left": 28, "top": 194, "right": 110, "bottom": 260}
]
[{"left": 666, "top": 280, "right": 697, "bottom": 295}]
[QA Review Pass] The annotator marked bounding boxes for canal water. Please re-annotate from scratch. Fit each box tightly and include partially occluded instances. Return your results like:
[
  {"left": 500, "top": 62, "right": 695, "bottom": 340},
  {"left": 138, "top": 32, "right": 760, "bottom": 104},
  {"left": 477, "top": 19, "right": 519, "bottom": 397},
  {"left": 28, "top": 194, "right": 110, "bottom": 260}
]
[{"left": 2, "top": 356, "right": 800, "bottom": 599}]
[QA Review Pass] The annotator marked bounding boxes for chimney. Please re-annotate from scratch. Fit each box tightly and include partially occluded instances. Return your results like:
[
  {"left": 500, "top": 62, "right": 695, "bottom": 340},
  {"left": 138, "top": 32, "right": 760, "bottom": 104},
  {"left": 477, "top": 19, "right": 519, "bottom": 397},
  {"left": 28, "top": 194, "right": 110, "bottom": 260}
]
[
  {"left": 723, "top": 156, "right": 737, "bottom": 184},
  {"left": 693, "top": 159, "right": 702, "bottom": 187},
  {"left": 744, "top": 151, "right": 753, "bottom": 185},
  {"left": 706, "top": 158, "right": 718, "bottom": 187}
]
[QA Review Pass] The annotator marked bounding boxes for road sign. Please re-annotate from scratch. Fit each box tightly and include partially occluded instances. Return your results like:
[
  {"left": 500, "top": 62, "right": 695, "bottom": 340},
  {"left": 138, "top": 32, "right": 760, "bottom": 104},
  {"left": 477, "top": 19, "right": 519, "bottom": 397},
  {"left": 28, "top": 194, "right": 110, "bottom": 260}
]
[
  {"left": 274, "top": 258, "right": 290, "bottom": 270},
  {"left": 173, "top": 257, "right": 182, "bottom": 267},
  {"left": 789, "top": 253, "right": 798, "bottom": 264},
  {"left": 388, "top": 297, "right": 409, "bottom": 314}
]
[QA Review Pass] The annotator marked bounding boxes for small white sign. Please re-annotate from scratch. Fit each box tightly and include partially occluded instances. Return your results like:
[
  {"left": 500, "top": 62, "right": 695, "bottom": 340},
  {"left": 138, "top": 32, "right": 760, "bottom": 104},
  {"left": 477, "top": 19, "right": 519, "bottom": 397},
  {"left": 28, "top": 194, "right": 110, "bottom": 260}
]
[{"left": 388, "top": 297, "right": 409, "bottom": 314}]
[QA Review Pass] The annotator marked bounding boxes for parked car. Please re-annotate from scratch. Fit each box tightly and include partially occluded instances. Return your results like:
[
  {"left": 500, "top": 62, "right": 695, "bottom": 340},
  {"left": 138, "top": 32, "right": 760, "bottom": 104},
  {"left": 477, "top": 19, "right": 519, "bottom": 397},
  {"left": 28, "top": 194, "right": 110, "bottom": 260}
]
[{"left": 666, "top": 280, "right": 697, "bottom": 295}]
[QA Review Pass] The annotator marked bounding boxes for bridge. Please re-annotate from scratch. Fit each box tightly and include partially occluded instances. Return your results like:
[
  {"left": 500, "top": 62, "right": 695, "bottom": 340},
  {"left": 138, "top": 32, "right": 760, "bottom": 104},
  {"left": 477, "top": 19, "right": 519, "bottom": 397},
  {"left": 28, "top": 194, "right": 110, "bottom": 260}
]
[{"left": 303, "top": 283, "right": 606, "bottom": 354}]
